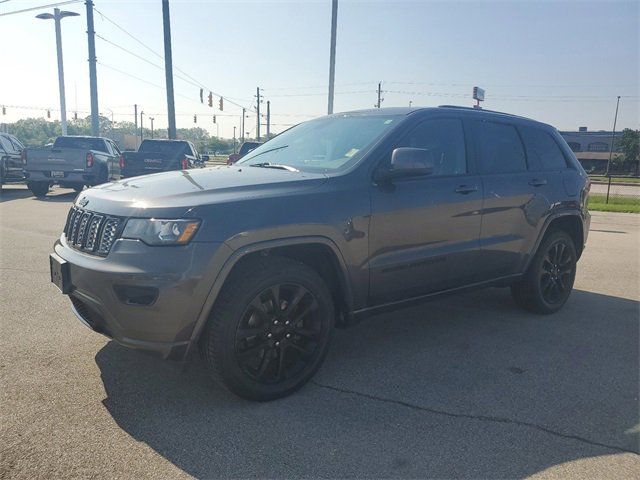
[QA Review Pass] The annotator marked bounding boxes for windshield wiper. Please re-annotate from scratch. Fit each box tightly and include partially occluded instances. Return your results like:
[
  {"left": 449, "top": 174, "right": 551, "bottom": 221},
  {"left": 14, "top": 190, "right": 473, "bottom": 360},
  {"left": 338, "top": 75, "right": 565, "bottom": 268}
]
[{"left": 249, "top": 162, "right": 299, "bottom": 172}]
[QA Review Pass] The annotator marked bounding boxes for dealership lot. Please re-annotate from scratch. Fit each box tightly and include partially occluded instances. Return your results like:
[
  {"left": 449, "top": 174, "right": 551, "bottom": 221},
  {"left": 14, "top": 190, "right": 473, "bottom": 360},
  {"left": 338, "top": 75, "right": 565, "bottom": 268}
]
[{"left": 1, "top": 185, "right": 638, "bottom": 479}]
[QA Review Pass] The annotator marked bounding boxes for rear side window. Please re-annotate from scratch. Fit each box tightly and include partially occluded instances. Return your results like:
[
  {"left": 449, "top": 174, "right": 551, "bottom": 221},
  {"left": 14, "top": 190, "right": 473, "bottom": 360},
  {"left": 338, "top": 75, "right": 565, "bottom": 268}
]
[
  {"left": 475, "top": 121, "right": 527, "bottom": 174},
  {"left": 53, "top": 137, "right": 108, "bottom": 152},
  {"left": 519, "top": 126, "right": 568, "bottom": 170},
  {"left": 396, "top": 118, "right": 467, "bottom": 176}
]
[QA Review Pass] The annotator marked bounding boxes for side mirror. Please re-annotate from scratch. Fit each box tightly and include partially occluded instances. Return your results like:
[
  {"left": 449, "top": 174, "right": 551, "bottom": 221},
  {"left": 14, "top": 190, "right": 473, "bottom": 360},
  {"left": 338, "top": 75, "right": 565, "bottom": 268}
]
[
  {"left": 378, "top": 147, "right": 434, "bottom": 181},
  {"left": 201, "top": 155, "right": 210, "bottom": 161}
]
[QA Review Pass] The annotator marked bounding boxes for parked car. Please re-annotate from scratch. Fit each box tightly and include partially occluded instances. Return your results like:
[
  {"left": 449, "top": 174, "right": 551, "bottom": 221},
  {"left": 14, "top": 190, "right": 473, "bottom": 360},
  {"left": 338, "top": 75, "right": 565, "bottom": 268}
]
[
  {"left": 23, "top": 135, "right": 122, "bottom": 197},
  {"left": 0, "top": 133, "right": 26, "bottom": 189},
  {"left": 227, "top": 141, "right": 262, "bottom": 164},
  {"left": 121, "top": 139, "right": 204, "bottom": 178},
  {"left": 50, "top": 106, "right": 590, "bottom": 401}
]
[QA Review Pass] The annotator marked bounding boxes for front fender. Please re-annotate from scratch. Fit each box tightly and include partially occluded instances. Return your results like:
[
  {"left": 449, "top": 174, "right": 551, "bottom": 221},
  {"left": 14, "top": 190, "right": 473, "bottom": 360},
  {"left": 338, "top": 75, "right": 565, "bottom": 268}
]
[{"left": 184, "top": 235, "right": 353, "bottom": 360}]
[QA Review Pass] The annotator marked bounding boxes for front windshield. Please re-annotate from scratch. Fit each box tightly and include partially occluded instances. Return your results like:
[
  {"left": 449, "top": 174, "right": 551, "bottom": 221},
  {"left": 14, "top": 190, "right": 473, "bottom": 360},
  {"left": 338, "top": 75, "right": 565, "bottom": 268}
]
[{"left": 237, "top": 114, "right": 401, "bottom": 173}]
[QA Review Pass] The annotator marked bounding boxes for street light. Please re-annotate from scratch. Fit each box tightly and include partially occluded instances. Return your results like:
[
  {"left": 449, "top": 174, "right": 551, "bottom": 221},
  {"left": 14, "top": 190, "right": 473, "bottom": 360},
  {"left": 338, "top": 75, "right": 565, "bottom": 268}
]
[{"left": 36, "top": 8, "right": 79, "bottom": 136}]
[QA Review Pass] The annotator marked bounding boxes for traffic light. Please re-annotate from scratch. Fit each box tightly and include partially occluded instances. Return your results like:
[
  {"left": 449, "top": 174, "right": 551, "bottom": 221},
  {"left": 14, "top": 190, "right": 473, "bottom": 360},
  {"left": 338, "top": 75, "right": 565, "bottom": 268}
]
[
  {"left": 47, "top": 109, "right": 51, "bottom": 118},
  {"left": 213, "top": 115, "right": 216, "bottom": 124},
  {"left": 74, "top": 111, "right": 78, "bottom": 120},
  {"left": 1, "top": 105, "right": 5, "bottom": 115},
  {"left": 219, "top": 97, "right": 223, "bottom": 111},
  {"left": 200, "top": 88, "right": 204, "bottom": 103},
  {"left": 208, "top": 92, "right": 213, "bottom": 107},
  {"left": 193, "top": 114, "right": 197, "bottom": 124}
]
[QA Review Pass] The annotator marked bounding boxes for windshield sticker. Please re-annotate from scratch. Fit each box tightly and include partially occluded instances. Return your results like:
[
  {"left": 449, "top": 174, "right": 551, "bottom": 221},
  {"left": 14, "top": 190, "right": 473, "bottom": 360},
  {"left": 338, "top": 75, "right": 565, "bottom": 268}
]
[{"left": 345, "top": 148, "right": 359, "bottom": 158}]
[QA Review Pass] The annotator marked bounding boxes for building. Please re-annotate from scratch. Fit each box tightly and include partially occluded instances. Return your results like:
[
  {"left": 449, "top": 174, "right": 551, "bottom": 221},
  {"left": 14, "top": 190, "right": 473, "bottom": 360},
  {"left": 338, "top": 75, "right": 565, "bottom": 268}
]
[{"left": 559, "top": 127, "right": 621, "bottom": 174}]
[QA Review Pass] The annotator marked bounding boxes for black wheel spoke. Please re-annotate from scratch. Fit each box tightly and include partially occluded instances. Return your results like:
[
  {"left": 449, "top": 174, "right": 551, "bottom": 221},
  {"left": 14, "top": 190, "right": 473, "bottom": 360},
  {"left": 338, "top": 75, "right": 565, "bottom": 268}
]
[
  {"left": 234, "top": 281, "right": 327, "bottom": 385},
  {"left": 275, "top": 346, "right": 287, "bottom": 381}
]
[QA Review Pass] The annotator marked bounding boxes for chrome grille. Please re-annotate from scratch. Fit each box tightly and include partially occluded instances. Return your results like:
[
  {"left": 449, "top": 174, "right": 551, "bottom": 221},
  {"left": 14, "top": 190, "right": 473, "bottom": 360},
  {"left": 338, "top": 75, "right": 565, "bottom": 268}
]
[{"left": 63, "top": 206, "right": 122, "bottom": 256}]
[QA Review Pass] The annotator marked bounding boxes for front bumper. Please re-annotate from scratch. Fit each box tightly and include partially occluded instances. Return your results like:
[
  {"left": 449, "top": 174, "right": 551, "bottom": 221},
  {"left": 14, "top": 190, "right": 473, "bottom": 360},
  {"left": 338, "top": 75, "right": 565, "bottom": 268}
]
[{"left": 54, "top": 235, "right": 228, "bottom": 360}]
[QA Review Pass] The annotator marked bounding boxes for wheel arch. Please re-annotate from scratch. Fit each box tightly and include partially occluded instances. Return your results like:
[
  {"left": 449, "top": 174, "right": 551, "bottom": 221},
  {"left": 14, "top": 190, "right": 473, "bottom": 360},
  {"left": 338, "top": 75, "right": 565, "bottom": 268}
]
[
  {"left": 528, "top": 212, "right": 585, "bottom": 271},
  {"left": 186, "top": 236, "right": 354, "bottom": 359}
]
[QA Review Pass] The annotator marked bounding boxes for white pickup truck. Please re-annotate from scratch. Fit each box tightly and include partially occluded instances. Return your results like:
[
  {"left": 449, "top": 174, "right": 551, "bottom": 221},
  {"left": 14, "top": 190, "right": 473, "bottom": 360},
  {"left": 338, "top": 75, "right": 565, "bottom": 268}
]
[{"left": 22, "top": 136, "right": 123, "bottom": 197}]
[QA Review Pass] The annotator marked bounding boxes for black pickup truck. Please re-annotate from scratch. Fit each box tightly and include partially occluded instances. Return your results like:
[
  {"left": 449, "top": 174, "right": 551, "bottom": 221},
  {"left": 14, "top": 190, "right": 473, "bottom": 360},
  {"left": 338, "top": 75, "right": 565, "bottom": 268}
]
[{"left": 121, "top": 139, "right": 205, "bottom": 178}]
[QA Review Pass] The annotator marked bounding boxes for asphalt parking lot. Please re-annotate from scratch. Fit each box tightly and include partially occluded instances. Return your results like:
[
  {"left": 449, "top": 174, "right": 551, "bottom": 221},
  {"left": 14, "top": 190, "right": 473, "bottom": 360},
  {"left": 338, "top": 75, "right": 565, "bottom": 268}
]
[{"left": 1, "top": 184, "right": 638, "bottom": 479}]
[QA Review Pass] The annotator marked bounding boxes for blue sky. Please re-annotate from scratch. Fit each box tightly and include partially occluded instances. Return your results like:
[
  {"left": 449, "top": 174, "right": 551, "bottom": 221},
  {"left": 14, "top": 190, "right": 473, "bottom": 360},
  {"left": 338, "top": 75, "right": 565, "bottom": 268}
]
[{"left": 1, "top": 0, "right": 638, "bottom": 138}]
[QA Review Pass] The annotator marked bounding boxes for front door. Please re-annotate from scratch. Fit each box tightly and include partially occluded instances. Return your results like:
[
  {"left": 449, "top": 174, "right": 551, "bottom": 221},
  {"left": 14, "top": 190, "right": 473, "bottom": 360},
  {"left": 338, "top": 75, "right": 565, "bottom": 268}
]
[{"left": 368, "top": 117, "right": 483, "bottom": 305}]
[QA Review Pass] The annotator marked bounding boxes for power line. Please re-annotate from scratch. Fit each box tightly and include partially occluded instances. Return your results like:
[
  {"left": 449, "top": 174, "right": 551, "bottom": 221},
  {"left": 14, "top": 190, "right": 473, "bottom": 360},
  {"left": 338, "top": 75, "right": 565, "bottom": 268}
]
[
  {"left": 93, "top": 7, "right": 250, "bottom": 111},
  {"left": 0, "top": 0, "right": 81, "bottom": 16}
]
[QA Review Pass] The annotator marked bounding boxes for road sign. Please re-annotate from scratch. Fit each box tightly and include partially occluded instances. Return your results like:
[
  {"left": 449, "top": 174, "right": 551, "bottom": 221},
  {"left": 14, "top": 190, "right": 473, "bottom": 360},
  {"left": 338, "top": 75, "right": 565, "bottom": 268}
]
[{"left": 473, "top": 86, "right": 485, "bottom": 102}]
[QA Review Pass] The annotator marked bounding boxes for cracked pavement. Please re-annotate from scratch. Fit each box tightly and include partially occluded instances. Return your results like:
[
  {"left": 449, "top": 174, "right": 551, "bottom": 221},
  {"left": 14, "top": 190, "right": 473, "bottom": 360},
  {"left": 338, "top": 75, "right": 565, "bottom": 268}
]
[{"left": 1, "top": 185, "right": 638, "bottom": 479}]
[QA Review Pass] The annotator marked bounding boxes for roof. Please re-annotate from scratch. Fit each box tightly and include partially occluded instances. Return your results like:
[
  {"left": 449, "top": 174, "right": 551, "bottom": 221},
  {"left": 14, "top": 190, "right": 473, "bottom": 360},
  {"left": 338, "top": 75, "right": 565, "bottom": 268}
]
[{"left": 334, "top": 106, "right": 550, "bottom": 128}]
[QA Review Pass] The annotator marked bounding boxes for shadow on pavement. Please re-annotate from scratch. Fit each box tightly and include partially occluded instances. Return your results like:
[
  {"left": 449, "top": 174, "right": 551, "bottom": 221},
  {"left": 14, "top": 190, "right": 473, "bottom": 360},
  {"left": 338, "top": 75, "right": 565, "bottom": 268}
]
[
  {"left": 96, "top": 287, "right": 639, "bottom": 478},
  {"left": 0, "top": 185, "right": 78, "bottom": 203}
]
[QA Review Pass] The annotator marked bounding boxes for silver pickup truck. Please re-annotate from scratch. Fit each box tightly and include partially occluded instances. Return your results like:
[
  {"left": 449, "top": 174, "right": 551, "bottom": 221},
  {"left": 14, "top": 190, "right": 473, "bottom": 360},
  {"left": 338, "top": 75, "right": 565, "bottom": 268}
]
[{"left": 23, "top": 136, "right": 122, "bottom": 197}]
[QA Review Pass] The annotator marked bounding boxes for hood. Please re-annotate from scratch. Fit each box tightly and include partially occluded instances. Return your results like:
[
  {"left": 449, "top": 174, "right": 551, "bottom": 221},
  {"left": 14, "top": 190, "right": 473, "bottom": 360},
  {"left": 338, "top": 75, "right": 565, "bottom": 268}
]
[{"left": 75, "top": 165, "right": 328, "bottom": 218}]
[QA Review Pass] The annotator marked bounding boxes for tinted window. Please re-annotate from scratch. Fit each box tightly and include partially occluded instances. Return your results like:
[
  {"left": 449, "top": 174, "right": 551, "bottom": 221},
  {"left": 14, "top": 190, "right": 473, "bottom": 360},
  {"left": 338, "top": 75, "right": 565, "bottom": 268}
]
[
  {"left": 0, "top": 136, "right": 15, "bottom": 153},
  {"left": 138, "top": 140, "right": 188, "bottom": 155},
  {"left": 519, "top": 126, "right": 567, "bottom": 170},
  {"left": 475, "top": 121, "right": 527, "bottom": 174},
  {"left": 396, "top": 118, "right": 467, "bottom": 176},
  {"left": 53, "top": 137, "right": 108, "bottom": 152}
]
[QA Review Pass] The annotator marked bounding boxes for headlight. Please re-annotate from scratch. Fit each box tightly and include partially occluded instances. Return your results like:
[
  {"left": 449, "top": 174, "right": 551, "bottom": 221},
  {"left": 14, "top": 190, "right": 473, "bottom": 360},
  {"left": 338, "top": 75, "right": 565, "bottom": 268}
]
[{"left": 122, "top": 218, "right": 200, "bottom": 245}]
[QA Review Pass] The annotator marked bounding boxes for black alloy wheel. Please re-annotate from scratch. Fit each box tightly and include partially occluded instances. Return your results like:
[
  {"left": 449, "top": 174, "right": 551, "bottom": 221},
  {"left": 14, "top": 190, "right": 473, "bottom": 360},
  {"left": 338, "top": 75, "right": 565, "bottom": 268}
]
[
  {"left": 234, "top": 283, "right": 325, "bottom": 384},
  {"left": 511, "top": 230, "right": 577, "bottom": 314}
]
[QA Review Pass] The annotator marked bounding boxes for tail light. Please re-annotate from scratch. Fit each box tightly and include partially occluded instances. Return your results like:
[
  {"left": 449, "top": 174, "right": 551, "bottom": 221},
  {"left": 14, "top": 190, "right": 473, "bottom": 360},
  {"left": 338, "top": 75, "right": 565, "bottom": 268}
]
[
  {"left": 21, "top": 150, "right": 27, "bottom": 165},
  {"left": 119, "top": 153, "right": 125, "bottom": 169},
  {"left": 181, "top": 157, "right": 189, "bottom": 170},
  {"left": 86, "top": 152, "right": 94, "bottom": 168}
]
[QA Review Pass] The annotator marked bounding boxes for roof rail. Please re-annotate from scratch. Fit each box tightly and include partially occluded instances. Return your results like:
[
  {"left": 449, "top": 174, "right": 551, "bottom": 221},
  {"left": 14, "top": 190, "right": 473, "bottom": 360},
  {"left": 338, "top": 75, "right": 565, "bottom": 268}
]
[{"left": 438, "top": 105, "right": 520, "bottom": 117}]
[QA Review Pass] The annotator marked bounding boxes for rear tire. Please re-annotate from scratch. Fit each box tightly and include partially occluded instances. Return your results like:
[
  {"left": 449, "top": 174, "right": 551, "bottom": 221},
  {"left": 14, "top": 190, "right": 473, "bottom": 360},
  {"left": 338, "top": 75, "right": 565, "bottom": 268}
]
[
  {"left": 511, "top": 230, "right": 577, "bottom": 314},
  {"left": 27, "top": 181, "right": 50, "bottom": 197},
  {"left": 201, "top": 256, "right": 334, "bottom": 401}
]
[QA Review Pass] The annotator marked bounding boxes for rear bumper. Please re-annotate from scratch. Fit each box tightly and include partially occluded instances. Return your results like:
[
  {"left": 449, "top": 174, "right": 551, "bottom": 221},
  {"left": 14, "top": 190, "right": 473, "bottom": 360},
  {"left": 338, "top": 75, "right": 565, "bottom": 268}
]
[
  {"left": 25, "top": 170, "right": 96, "bottom": 184},
  {"left": 54, "top": 236, "right": 228, "bottom": 360}
]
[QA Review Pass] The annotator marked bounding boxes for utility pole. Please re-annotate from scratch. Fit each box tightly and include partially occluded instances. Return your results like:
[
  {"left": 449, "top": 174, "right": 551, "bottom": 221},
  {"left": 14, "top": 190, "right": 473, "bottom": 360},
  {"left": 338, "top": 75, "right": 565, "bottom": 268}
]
[
  {"left": 233, "top": 126, "right": 237, "bottom": 152},
  {"left": 605, "top": 95, "right": 621, "bottom": 203},
  {"left": 327, "top": 0, "right": 338, "bottom": 114},
  {"left": 140, "top": 110, "right": 144, "bottom": 143},
  {"left": 256, "top": 87, "right": 261, "bottom": 141},
  {"left": 376, "top": 82, "right": 383, "bottom": 108},
  {"left": 241, "top": 108, "right": 245, "bottom": 143},
  {"left": 36, "top": 8, "right": 79, "bottom": 136},
  {"left": 266, "top": 100, "right": 270, "bottom": 140},
  {"left": 162, "top": 0, "right": 177, "bottom": 139},
  {"left": 85, "top": 1, "right": 99, "bottom": 136},
  {"left": 134, "top": 104, "right": 138, "bottom": 131},
  {"left": 150, "top": 117, "right": 154, "bottom": 138}
]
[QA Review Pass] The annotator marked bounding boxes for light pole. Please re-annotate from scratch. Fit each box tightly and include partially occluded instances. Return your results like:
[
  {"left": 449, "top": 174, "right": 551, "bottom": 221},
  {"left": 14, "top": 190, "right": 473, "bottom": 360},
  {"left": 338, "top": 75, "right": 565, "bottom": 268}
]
[
  {"left": 36, "top": 8, "right": 79, "bottom": 136},
  {"left": 327, "top": 0, "right": 338, "bottom": 114},
  {"left": 149, "top": 117, "right": 154, "bottom": 138}
]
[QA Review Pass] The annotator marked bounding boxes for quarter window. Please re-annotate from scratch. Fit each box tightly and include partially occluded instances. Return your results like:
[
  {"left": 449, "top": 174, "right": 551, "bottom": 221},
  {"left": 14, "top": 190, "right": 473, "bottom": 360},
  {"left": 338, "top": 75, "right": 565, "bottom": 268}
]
[
  {"left": 519, "top": 126, "right": 568, "bottom": 171},
  {"left": 396, "top": 118, "right": 467, "bottom": 176},
  {"left": 475, "top": 121, "right": 527, "bottom": 174}
]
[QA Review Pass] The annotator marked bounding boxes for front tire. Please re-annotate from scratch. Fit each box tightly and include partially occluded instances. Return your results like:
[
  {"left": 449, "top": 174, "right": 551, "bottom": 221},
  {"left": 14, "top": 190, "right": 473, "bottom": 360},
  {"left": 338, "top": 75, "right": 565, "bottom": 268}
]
[
  {"left": 201, "top": 256, "right": 334, "bottom": 401},
  {"left": 511, "top": 230, "right": 577, "bottom": 314},
  {"left": 27, "top": 181, "right": 50, "bottom": 197}
]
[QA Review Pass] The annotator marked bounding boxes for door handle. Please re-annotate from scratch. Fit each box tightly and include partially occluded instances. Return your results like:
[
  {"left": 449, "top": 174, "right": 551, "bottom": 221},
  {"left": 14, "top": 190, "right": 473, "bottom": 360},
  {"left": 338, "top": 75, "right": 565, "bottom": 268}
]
[
  {"left": 455, "top": 185, "right": 478, "bottom": 194},
  {"left": 528, "top": 178, "right": 548, "bottom": 187}
]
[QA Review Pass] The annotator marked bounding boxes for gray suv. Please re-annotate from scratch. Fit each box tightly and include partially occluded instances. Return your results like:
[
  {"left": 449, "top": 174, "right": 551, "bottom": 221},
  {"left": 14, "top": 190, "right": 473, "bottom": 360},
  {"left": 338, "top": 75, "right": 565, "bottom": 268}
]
[{"left": 50, "top": 107, "right": 591, "bottom": 401}]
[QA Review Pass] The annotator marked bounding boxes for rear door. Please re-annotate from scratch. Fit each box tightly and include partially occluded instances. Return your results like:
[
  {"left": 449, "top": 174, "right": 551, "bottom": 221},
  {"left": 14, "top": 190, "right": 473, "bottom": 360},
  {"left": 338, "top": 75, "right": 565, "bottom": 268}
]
[
  {"left": 473, "top": 120, "right": 548, "bottom": 279},
  {"left": 368, "top": 117, "right": 484, "bottom": 305}
]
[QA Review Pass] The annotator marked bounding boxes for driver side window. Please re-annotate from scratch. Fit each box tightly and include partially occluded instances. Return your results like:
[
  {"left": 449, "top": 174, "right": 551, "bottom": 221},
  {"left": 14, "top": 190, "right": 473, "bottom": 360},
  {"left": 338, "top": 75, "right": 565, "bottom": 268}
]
[{"left": 395, "top": 118, "right": 467, "bottom": 176}]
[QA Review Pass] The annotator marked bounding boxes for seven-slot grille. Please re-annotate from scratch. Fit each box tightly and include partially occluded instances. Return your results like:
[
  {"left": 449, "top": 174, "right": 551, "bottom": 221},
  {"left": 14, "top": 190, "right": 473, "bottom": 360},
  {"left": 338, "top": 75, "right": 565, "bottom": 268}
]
[{"left": 64, "top": 206, "right": 122, "bottom": 256}]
